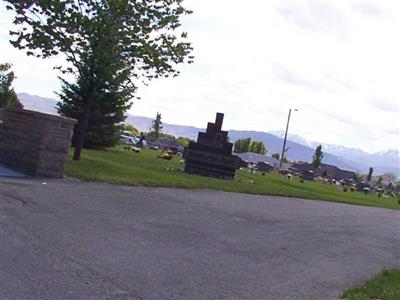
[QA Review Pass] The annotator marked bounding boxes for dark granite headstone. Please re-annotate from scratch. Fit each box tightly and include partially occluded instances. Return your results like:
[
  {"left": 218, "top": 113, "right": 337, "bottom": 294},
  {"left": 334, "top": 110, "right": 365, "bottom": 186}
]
[
  {"left": 257, "top": 162, "right": 273, "bottom": 173},
  {"left": 183, "top": 113, "right": 241, "bottom": 179},
  {"left": 301, "top": 170, "right": 315, "bottom": 181}
]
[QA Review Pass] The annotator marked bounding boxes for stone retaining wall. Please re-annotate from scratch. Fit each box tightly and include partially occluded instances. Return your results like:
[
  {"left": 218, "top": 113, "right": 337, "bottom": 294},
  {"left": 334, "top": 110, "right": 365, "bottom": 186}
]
[{"left": 0, "top": 108, "right": 77, "bottom": 177}]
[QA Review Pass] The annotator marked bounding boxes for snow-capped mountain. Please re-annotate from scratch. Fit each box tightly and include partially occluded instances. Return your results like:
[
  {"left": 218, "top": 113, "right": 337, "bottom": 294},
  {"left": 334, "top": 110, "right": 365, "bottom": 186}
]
[
  {"left": 375, "top": 149, "right": 399, "bottom": 159},
  {"left": 268, "top": 131, "right": 314, "bottom": 147},
  {"left": 269, "top": 131, "right": 399, "bottom": 176}
]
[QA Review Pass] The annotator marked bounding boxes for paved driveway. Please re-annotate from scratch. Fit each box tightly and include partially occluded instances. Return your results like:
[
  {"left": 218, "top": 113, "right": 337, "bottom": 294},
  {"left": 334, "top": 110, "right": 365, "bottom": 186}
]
[{"left": 1, "top": 177, "right": 399, "bottom": 300}]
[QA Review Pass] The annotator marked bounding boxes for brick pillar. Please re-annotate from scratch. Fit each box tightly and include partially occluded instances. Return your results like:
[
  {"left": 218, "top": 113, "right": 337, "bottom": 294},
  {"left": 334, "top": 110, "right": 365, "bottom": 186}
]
[{"left": 0, "top": 108, "right": 77, "bottom": 177}]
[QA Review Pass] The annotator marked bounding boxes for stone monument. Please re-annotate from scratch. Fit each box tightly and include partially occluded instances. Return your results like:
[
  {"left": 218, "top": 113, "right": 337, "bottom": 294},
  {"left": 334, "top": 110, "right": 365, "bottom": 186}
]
[{"left": 183, "top": 113, "right": 241, "bottom": 179}]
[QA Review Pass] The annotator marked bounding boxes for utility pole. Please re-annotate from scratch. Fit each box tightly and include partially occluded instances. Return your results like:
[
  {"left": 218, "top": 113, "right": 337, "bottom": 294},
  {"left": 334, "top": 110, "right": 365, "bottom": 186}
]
[{"left": 279, "top": 108, "right": 297, "bottom": 168}]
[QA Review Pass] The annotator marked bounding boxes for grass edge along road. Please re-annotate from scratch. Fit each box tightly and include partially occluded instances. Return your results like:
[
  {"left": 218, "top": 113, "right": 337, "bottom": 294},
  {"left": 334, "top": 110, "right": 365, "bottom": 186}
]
[
  {"left": 66, "top": 147, "right": 399, "bottom": 210},
  {"left": 342, "top": 269, "right": 400, "bottom": 300}
]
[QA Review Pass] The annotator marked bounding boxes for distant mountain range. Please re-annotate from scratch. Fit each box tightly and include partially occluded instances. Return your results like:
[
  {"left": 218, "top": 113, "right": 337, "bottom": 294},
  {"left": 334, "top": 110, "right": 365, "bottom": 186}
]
[
  {"left": 268, "top": 131, "right": 399, "bottom": 174},
  {"left": 17, "top": 92, "right": 400, "bottom": 176},
  {"left": 18, "top": 93, "right": 60, "bottom": 114}
]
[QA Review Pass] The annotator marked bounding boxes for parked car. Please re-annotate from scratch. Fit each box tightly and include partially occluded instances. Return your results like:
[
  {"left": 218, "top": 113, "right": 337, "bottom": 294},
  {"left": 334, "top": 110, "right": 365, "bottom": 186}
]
[{"left": 120, "top": 131, "right": 139, "bottom": 145}]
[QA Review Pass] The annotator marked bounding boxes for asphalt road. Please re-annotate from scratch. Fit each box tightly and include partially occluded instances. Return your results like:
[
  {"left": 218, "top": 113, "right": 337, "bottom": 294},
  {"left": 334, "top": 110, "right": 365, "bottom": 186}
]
[{"left": 1, "top": 177, "right": 399, "bottom": 300}]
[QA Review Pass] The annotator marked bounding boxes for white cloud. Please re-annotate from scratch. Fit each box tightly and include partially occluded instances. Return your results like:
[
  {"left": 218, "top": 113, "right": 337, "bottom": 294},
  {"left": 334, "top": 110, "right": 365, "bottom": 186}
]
[
  {"left": 366, "top": 97, "right": 399, "bottom": 113},
  {"left": 351, "top": 1, "right": 384, "bottom": 19},
  {"left": 276, "top": 1, "right": 348, "bottom": 34},
  {"left": 1, "top": 0, "right": 399, "bottom": 153}
]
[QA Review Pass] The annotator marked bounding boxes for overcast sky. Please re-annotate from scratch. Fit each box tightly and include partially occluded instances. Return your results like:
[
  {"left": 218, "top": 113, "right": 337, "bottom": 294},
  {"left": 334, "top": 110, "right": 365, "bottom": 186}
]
[{"left": 1, "top": 0, "right": 399, "bottom": 153}]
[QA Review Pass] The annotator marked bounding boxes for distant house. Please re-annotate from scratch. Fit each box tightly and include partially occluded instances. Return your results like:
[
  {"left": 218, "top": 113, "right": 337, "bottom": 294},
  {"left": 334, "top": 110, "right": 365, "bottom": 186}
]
[
  {"left": 291, "top": 162, "right": 357, "bottom": 182},
  {"left": 235, "top": 152, "right": 290, "bottom": 170}
]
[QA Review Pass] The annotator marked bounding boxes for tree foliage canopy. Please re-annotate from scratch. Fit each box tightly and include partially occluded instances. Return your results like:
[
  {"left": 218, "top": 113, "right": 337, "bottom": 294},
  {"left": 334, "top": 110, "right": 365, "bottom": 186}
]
[
  {"left": 150, "top": 112, "right": 163, "bottom": 139},
  {"left": 57, "top": 68, "right": 132, "bottom": 148},
  {"left": 271, "top": 153, "right": 280, "bottom": 160},
  {"left": 250, "top": 140, "right": 267, "bottom": 155},
  {"left": 234, "top": 138, "right": 267, "bottom": 155},
  {"left": 5, "top": 0, "right": 193, "bottom": 159},
  {"left": 6, "top": 0, "right": 193, "bottom": 82},
  {"left": 312, "top": 144, "right": 324, "bottom": 168},
  {"left": 234, "top": 138, "right": 251, "bottom": 153},
  {"left": 124, "top": 124, "right": 139, "bottom": 136},
  {"left": 0, "top": 63, "right": 23, "bottom": 109},
  {"left": 177, "top": 136, "right": 192, "bottom": 148}
]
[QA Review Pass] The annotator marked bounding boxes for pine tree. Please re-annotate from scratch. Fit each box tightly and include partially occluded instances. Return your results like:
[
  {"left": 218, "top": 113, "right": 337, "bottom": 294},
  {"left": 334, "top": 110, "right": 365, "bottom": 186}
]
[
  {"left": 57, "top": 68, "right": 132, "bottom": 148},
  {"left": 151, "top": 112, "right": 163, "bottom": 139},
  {"left": 0, "top": 63, "right": 23, "bottom": 109},
  {"left": 312, "top": 145, "right": 324, "bottom": 168}
]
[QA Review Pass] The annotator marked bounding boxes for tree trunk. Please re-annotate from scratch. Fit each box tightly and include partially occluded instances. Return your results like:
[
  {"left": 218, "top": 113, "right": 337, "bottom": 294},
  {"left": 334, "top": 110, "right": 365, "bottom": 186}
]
[{"left": 73, "top": 93, "right": 94, "bottom": 161}]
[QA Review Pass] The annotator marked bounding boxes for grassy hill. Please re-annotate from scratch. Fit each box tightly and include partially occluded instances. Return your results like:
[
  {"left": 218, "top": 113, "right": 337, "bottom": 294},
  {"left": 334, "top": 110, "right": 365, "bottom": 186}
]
[{"left": 66, "top": 147, "right": 399, "bottom": 210}]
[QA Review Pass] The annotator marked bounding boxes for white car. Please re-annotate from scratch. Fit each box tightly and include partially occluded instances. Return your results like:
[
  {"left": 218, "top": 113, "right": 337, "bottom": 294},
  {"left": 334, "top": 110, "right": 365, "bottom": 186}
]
[{"left": 120, "top": 131, "right": 139, "bottom": 145}]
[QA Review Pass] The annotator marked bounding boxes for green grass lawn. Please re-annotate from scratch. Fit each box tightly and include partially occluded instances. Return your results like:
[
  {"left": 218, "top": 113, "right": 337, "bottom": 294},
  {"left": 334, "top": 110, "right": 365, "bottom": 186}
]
[
  {"left": 343, "top": 269, "right": 400, "bottom": 300},
  {"left": 66, "top": 147, "right": 400, "bottom": 210}
]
